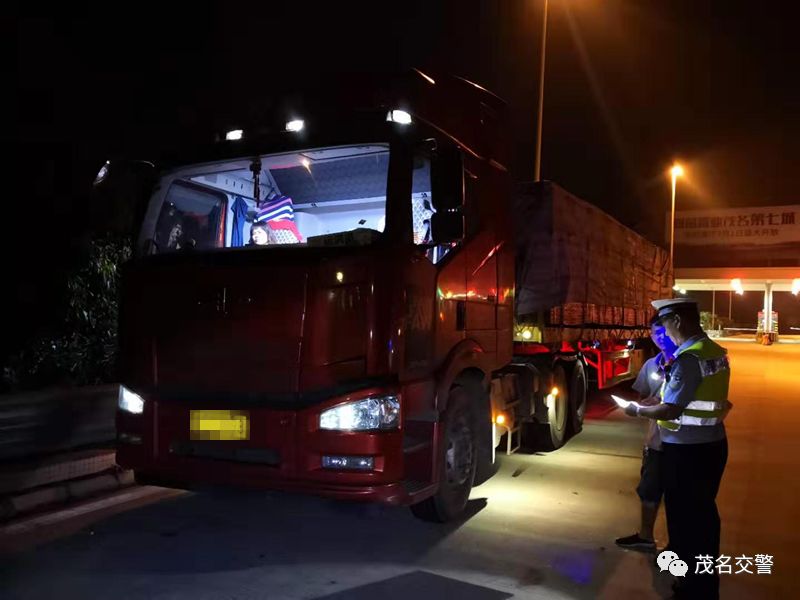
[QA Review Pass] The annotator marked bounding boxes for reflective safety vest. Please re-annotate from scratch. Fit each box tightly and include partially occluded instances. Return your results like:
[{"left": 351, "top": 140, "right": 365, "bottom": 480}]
[{"left": 658, "top": 337, "right": 732, "bottom": 432}]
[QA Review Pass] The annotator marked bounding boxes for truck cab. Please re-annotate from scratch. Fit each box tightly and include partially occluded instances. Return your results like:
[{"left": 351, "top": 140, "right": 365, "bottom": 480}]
[{"left": 115, "top": 72, "right": 528, "bottom": 521}]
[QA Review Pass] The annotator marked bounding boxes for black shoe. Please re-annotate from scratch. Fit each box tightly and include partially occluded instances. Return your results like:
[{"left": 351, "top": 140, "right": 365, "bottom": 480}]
[{"left": 615, "top": 533, "right": 656, "bottom": 552}]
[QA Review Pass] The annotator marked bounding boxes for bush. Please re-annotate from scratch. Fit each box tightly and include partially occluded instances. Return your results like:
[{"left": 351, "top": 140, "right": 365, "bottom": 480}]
[{"left": 3, "top": 236, "right": 131, "bottom": 390}]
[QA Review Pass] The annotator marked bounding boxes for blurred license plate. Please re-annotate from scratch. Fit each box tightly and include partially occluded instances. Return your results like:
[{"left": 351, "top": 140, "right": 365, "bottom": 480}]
[{"left": 189, "top": 410, "right": 250, "bottom": 441}]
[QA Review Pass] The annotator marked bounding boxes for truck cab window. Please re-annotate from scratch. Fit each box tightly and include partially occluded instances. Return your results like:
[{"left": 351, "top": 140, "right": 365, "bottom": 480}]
[
  {"left": 411, "top": 157, "right": 434, "bottom": 246},
  {"left": 154, "top": 181, "right": 226, "bottom": 252},
  {"left": 141, "top": 144, "right": 391, "bottom": 255},
  {"left": 412, "top": 151, "right": 464, "bottom": 264}
]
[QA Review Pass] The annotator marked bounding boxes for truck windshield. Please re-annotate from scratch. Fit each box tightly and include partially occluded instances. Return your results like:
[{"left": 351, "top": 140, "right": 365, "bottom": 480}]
[{"left": 144, "top": 144, "right": 394, "bottom": 253}]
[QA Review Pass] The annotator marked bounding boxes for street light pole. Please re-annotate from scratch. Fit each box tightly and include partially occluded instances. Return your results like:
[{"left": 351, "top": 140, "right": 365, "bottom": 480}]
[
  {"left": 534, "top": 0, "right": 549, "bottom": 181},
  {"left": 669, "top": 164, "right": 683, "bottom": 281},
  {"left": 729, "top": 290, "right": 732, "bottom": 320}
]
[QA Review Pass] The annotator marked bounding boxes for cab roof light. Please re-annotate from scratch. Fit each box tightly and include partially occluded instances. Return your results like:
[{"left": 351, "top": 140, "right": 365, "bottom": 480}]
[
  {"left": 386, "top": 110, "right": 412, "bottom": 125},
  {"left": 285, "top": 119, "right": 305, "bottom": 132}
]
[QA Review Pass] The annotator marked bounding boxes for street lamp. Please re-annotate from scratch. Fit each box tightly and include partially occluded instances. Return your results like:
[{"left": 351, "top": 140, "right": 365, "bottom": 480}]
[
  {"left": 534, "top": 0, "right": 549, "bottom": 181},
  {"left": 669, "top": 163, "right": 684, "bottom": 276}
]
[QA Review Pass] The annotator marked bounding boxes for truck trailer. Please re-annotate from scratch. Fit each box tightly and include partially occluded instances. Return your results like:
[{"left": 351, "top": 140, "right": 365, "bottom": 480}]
[{"left": 112, "top": 72, "right": 669, "bottom": 521}]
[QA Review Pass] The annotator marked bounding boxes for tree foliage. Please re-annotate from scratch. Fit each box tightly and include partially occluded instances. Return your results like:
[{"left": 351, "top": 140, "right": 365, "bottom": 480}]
[{"left": 3, "top": 237, "right": 131, "bottom": 390}]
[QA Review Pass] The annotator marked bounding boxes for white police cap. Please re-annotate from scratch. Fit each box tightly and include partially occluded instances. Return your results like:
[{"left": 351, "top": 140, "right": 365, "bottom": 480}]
[{"left": 652, "top": 297, "right": 699, "bottom": 321}]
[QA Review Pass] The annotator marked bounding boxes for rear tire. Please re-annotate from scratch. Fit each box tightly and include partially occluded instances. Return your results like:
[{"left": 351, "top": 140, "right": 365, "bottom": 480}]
[
  {"left": 568, "top": 361, "right": 587, "bottom": 436},
  {"left": 411, "top": 386, "right": 477, "bottom": 522},
  {"left": 542, "top": 364, "right": 569, "bottom": 450}
]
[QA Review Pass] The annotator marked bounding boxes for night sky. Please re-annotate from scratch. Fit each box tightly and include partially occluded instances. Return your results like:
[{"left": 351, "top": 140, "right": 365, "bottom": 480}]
[
  {"left": 8, "top": 3, "right": 800, "bottom": 355},
  {"left": 14, "top": 3, "right": 799, "bottom": 237}
]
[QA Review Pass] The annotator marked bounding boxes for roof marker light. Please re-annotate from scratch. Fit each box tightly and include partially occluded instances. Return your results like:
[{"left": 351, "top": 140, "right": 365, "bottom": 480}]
[
  {"left": 386, "top": 110, "right": 412, "bottom": 125},
  {"left": 93, "top": 161, "right": 110, "bottom": 185},
  {"left": 285, "top": 119, "right": 305, "bottom": 132},
  {"left": 413, "top": 68, "right": 436, "bottom": 85}
]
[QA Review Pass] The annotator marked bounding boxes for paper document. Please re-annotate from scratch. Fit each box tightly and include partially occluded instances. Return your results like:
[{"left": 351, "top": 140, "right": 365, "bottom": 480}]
[{"left": 611, "top": 395, "right": 636, "bottom": 409}]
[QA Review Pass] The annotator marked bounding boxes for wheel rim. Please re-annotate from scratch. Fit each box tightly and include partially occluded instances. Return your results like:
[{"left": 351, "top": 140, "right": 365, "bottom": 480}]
[{"left": 445, "top": 414, "right": 474, "bottom": 487}]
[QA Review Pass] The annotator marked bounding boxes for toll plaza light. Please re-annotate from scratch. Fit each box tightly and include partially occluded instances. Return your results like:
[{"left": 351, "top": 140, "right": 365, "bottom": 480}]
[
  {"left": 225, "top": 129, "right": 243, "bottom": 141},
  {"left": 679, "top": 288, "right": 687, "bottom": 295},
  {"left": 495, "top": 414, "right": 506, "bottom": 425},
  {"left": 792, "top": 279, "right": 800, "bottom": 295},
  {"left": 386, "top": 109, "right": 412, "bottom": 125},
  {"left": 673, "top": 284, "right": 681, "bottom": 291},
  {"left": 285, "top": 119, "right": 304, "bottom": 132},
  {"left": 731, "top": 278, "right": 745, "bottom": 295},
  {"left": 671, "top": 164, "right": 684, "bottom": 179}
]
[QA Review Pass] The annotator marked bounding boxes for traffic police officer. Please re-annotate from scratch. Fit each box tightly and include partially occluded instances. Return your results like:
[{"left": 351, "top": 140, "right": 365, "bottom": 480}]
[{"left": 624, "top": 298, "right": 731, "bottom": 599}]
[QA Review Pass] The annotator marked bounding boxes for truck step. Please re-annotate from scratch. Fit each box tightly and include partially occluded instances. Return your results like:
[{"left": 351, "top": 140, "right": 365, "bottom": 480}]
[
  {"left": 504, "top": 425, "right": 522, "bottom": 455},
  {"left": 493, "top": 423, "right": 522, "bottom": 456}
]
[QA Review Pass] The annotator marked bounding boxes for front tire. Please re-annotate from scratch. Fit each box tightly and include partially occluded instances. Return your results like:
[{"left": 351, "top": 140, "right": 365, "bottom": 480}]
[{"left": 411, "top": 386, "right": 477, "bottom": 522}]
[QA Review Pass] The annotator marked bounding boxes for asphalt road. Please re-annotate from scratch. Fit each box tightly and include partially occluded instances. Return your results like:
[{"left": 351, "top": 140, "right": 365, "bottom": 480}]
[{"left": 3, "top": 342, "right": 797, "bottom": 599}]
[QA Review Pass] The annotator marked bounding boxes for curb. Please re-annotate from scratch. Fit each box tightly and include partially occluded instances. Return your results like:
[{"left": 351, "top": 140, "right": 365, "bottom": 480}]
[
  {"left": 0, "top": 485, "right": 185, "bottom": 553},
  {"left": 1, "top": 467, "right": 134, "bottom": 522},
  {"left": 0, "top": 449, "right": 136, "bottom": 522},
  {"left": 0, "top": 448, "right": 117, "bottom": 495}
]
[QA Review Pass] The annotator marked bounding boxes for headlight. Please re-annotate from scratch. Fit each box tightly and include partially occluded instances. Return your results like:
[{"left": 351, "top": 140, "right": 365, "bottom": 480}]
[
  {"left": 118, "top": 385, "right": 144, "bottom": 414},
  {"left": 319, "top": 395, "right": 400, "bottom": 431}
]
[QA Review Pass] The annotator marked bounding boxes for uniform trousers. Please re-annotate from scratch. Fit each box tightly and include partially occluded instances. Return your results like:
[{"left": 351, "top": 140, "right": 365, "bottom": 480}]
[{"left": 662, "top": 437, "right": 728, "bottom": 599}]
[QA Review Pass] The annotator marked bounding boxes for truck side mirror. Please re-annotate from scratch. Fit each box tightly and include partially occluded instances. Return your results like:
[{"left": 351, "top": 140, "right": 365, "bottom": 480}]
[
  {"left": 430, "top": 210, "right": 464, "bottom": 244},
  {"left": 430, "top": 148, "right": 464, "bottom": 244},
  {"left": 91, "top": 160, "right": 156, "bottom": 238}
]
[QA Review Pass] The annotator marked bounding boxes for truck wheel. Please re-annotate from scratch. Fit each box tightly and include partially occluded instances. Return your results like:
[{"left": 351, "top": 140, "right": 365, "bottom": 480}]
[
  {"left": 568, "top": 361, "right": 587, "bottom": 436},
  {"left": 543, "top": 364, "right": 569, "bottom": 450},
  {"left": 469, "top": 378, "right": 496, "bottom": 487},
  {"left": 410, "top": 386, "right": 477, "bottom": 522}
]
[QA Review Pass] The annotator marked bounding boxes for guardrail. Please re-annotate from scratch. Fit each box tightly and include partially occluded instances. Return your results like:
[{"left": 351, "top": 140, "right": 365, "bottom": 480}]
[{"left": 0, "top": 384, "right": 118, "bottom": 462}]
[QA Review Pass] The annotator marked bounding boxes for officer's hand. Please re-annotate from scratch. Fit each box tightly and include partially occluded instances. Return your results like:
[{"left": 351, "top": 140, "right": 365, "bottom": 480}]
[
  {"left": 623, "top": 403, "right": 639, "bottom": 417},
  {"left": 639, "top": 396, "right": 660, "bottom": 407}
]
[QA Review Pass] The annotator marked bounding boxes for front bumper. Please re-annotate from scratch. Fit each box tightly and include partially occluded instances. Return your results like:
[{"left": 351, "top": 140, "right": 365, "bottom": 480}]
[{"left": 116, "top": 387, "right": 429, "bottom": 506}]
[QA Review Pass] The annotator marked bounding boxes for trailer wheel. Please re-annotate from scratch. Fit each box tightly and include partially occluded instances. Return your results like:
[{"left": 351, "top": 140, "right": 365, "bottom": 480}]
[
  {"left": 411, "top": 386, "right": 476, "bottom": 522},
  {"left": 543, "top": 364, "right": 569, "bottom": 450},
  {"left": 568, "top": 361, "right": 587, "bottom": 436}
]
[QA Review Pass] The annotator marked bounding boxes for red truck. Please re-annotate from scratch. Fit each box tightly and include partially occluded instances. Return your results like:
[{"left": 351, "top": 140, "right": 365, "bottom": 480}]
[{"left": 114, "top": 72, "right": 669, "bottom": 521}]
